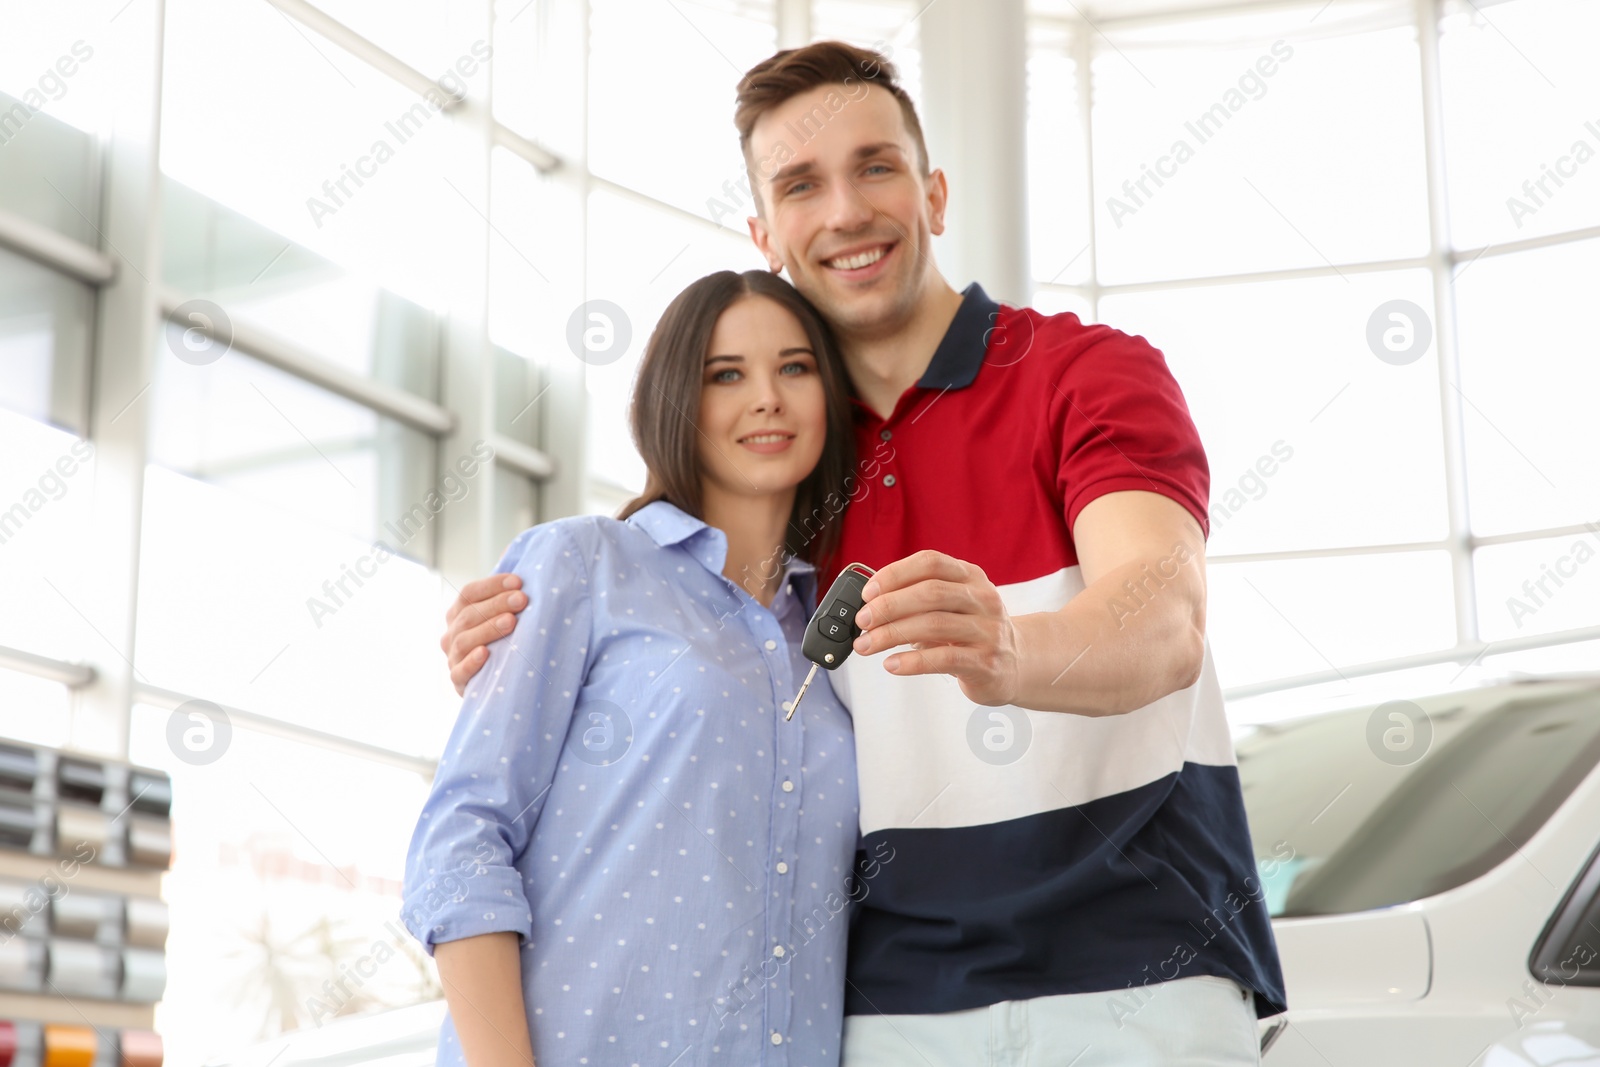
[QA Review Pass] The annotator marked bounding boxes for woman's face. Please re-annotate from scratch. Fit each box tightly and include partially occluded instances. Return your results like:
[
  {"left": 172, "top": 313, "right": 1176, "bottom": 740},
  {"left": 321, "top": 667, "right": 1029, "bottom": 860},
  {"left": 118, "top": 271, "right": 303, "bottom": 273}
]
[{"left": 696, "top": 294, "right": 828, "bottom": 502}]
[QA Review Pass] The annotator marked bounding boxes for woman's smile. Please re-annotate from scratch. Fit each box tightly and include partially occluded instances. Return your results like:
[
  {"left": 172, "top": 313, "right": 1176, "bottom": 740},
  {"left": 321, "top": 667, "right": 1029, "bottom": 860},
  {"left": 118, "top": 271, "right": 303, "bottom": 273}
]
[{"left": 738, "top": 430, "right": 797, "bottom": 454}]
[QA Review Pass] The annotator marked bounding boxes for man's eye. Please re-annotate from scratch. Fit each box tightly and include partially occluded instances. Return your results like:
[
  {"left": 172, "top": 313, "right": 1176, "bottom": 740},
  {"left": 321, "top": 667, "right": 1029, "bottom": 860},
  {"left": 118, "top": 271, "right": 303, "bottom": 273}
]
[{"left": 786, "top": 181, "right": 814, "bottom": 196}]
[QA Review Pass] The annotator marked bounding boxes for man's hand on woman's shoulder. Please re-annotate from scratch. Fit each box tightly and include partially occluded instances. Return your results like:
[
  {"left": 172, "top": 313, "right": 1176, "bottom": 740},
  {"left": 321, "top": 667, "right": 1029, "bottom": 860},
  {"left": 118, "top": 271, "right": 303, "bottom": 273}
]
[{"left": 441, "top": 574, "right": 529, "bottom": 695}]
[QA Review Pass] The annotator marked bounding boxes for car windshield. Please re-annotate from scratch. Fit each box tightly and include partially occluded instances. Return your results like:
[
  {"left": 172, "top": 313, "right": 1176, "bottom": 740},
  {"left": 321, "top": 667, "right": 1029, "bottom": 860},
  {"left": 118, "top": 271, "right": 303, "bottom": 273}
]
[{"left": 1236, "top": 683, "right": 1600, "bottom": 919}]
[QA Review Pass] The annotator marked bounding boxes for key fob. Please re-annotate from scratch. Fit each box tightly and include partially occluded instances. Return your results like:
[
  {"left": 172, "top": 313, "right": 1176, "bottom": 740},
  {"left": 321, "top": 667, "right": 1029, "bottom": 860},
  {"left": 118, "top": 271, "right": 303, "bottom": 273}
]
[{"left": 802, "top": 564, "right": 874, "bottom": 670}]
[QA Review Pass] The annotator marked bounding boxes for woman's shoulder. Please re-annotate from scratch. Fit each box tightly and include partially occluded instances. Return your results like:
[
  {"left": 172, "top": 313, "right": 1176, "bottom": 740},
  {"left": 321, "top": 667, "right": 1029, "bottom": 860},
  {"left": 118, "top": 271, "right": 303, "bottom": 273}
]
[{"left": 498, "top": 513, "right": 656, "bottom": 574}]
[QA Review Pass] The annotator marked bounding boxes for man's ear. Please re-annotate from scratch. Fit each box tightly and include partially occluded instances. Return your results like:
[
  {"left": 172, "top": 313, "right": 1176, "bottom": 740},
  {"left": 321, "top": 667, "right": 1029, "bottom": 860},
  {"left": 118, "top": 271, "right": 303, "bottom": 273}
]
[
  {"left": 747, "top": 213, "right": 785, "bottom": 273},
  {"left": 925, "top": 167, "right": 950, "bottom": 237}
]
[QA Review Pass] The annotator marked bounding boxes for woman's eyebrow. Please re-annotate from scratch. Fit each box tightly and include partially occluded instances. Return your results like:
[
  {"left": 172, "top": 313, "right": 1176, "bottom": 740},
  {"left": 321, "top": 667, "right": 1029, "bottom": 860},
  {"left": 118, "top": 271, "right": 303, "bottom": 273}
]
[{"left": 707, "top": 347, "right": 814, "bottom": 364}]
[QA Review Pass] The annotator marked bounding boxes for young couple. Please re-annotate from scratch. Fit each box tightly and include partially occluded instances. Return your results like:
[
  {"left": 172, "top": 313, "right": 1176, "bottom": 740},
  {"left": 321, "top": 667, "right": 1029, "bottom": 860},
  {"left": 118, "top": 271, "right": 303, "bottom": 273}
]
[{"left": 402, "top": 40, "right": 1285, "bottom": 1067}]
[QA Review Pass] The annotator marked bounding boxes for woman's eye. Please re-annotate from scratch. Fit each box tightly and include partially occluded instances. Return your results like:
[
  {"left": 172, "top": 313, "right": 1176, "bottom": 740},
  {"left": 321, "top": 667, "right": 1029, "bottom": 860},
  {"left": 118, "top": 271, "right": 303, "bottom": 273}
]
[
  {"left": 780, "top": 361, "right": 810, "bottom": 376},
  {"left": 712, "top": 369, "right": 740, "bottom": 383}
]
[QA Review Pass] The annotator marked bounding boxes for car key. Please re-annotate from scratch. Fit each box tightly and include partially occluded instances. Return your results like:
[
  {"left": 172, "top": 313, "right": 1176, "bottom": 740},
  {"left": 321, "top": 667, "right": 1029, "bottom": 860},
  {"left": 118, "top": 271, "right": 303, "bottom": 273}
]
[{"left": 786, "top": 562, "right": 876, "bottom": 722}]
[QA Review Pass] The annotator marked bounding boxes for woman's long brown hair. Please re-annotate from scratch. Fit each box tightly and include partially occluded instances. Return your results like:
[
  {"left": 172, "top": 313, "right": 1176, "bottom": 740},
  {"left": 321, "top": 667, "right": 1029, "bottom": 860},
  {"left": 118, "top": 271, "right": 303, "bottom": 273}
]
[{"left": 616, "top": 270, "right": 856, "bottom": 570}]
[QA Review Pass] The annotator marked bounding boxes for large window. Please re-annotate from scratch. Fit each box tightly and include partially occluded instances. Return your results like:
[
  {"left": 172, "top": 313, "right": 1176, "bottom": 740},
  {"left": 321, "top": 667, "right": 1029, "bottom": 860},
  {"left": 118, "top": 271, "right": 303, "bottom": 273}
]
[
  {"left": 1438, "top": 0, "right": 1600, "bottom": 248},
  {"left": 1027, "top": 0, "right": 1600, "bottom": 707},
  {"left": 1, "top": 0, "right": 555, "bottom": 1059}
]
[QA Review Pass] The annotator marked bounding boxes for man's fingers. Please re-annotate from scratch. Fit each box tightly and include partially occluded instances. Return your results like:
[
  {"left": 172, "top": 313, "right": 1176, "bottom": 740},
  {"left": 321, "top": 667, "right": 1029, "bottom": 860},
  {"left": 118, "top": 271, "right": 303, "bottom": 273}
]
[
  {"left": 856, "top": 579, "right": 971, "bottom": 630},
  {"left": 855, "top": 612, "right": 980, "bottom": 655},
  {"left": 448, "top": 614, "right": 517, "bottom": 667},
  {"left": 449, "top": 645, "right": 490, "bottom": 697},
  {"left": 449, "top": 589, "right": 527, "bottom": 636},
  {"left": 441, "top": 577, "right": 528, "bottom": 696},
  {"left": 441, "top": 590, "right": 523, "bottom": 660},
  {"left": 446, "top": 615, "right": 514, "bottom": 695},
  {"left": 445, "top": 574, "right": 522, "bottom": 625},
  {"left": 864, "top": 552, "right": 973, "bottom": 600},
  {"left": 882, "top": 644, "right": 972, "bottom": 679}
]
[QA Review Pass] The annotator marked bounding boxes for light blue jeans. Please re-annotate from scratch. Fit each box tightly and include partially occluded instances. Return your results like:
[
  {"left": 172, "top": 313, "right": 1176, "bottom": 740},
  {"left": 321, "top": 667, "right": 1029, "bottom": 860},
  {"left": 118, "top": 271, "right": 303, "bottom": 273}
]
[{"left": 841, "top": 974, "right": 1262, "bottom": 1067}]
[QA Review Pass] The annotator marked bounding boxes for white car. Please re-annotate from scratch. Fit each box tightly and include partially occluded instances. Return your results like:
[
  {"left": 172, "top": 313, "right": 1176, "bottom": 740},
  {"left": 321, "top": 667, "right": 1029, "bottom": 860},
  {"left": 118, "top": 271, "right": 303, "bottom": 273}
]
[
  {"left": 1243, "top": 674, "right": 1600, "bottom": 1065},
  {"left": 213, "top": 674, "right": 1600, "bottom": 1066}
]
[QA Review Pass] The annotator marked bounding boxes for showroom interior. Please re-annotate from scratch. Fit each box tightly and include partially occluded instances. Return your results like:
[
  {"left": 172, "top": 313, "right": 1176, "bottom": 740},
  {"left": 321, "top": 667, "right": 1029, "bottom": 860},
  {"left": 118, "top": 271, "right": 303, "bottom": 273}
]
[{"left": 0, "top": 0, "right": 1597, "bottom": 1063}]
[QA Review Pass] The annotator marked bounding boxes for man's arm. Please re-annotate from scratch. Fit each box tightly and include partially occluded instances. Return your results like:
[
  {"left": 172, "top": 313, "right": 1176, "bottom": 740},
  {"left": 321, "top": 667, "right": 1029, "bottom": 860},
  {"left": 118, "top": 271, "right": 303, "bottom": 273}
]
[
  {"left": 850, "top": 490, "right": 1207, "bottom": 716},
  {"left": 435, "top": 933, "right": 537, "bottom": 1067}
]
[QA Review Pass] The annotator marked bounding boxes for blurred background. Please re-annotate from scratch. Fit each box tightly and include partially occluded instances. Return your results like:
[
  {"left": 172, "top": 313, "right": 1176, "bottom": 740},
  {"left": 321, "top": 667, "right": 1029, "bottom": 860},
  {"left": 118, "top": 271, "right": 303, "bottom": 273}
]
[{"left": 0, "top": 0, "right": 1597, "bottom": 1062}]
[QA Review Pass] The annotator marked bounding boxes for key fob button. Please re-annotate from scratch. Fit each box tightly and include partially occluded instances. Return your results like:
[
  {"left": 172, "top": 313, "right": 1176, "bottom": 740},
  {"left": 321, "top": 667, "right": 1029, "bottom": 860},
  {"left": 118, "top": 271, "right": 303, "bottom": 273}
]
[{"left": 816, "top": 616, "right": 848, "bottom": 641}]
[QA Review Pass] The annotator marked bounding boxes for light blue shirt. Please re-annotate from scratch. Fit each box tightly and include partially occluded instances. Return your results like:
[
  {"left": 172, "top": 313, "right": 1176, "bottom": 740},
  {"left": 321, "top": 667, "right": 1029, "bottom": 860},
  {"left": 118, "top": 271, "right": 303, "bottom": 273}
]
[{"left": 401, "top": 500, "right": 860, "bottom": 1067}]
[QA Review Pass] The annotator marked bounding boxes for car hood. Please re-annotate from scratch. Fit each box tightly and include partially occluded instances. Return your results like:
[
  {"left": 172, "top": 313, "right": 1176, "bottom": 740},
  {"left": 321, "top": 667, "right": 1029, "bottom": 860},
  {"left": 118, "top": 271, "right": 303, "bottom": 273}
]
[{"left": 1271, "top": 906, "right": 1432, "bottom": 1006}]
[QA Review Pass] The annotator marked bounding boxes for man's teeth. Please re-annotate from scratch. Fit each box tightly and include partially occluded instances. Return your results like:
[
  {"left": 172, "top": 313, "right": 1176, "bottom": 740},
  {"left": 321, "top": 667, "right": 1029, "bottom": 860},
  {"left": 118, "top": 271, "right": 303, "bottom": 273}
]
[
  {"left": 743, "top": 434, "right": 790, "bottom": 444},
  {"left": 828, "top": 246, "right": 887, "bottom": 270}
]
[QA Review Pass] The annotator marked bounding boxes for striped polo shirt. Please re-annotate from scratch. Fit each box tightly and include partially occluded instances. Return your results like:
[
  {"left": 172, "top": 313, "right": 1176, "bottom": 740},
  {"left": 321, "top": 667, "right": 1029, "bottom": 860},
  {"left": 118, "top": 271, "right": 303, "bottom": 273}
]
[{"left": 822, "top": 282, "right": 1287, "bottom": 1020}]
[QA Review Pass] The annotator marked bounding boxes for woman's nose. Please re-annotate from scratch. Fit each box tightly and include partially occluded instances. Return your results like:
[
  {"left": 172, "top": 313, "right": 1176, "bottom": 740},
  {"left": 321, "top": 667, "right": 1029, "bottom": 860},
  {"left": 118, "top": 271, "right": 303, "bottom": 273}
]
[{"left": 751, "top": 380, "right": 783, "bottom": 413}]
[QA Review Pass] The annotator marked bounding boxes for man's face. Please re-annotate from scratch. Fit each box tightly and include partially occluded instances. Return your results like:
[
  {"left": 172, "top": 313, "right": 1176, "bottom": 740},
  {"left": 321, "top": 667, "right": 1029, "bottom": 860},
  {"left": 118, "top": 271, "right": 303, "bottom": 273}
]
[{"left": 746, "top": 83, "right": 948, "bottom": 341}]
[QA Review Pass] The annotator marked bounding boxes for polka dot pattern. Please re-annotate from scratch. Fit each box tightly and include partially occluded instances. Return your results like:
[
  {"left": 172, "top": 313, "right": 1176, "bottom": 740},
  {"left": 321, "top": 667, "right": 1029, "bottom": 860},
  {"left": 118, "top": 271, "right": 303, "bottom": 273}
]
[{"left": 402, "top": 503, "right": 859, "bottom": 1067}]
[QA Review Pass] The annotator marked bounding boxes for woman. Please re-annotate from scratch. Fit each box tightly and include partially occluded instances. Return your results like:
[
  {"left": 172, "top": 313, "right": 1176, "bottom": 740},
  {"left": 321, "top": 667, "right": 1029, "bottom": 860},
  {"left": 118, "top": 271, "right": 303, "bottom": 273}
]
[{"left": 402, "top": 270, "right": 865, "bottom": 1067}]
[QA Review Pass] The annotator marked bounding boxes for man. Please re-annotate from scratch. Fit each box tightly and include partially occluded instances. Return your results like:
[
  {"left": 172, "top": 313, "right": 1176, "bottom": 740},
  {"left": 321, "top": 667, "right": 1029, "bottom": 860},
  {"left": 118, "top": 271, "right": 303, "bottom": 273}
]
[{"left": 440, "top": 41, "right": 1284, "bottom": 1066}]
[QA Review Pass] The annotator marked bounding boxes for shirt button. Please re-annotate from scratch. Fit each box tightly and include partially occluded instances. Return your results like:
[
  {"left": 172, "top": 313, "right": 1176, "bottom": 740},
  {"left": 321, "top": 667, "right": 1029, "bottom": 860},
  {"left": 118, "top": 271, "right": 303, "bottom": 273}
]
[
  {"left": 880, "top": 428, "right": 892, "bottom": 441},
  {"left": 773, "top": 945, "right": 786, "bottom": 957},
  {"left": 781, "top": 780, "right": 794, "bottom": 793},
  {"left": 883, "top": 474, "right": 896, "bottom": 487},
  {"left": 764, "top": 639, "right": 777, "bottom": 650},
  {"left": 775, "top": 861, "right": 789, "bottom": 874},
  {"left": 771, "top": 1032, "right": 783, "bottom": 1046}
]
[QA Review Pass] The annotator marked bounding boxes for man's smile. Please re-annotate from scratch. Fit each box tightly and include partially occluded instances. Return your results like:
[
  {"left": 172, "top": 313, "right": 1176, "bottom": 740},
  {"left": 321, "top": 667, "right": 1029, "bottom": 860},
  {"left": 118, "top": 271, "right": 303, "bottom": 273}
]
[{"left": 822, "top": 241, "right": 897, "bottom": 277}]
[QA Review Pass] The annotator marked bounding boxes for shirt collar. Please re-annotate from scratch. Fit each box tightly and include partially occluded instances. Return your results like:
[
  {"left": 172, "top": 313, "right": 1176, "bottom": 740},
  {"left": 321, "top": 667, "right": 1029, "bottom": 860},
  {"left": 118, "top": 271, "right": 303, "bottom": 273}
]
[
  {"left": 626, "top": 498, "right": 818, "bottom": 605},
  {"left": 914, "top": 281, "right": 1003, "bottom": 391}
]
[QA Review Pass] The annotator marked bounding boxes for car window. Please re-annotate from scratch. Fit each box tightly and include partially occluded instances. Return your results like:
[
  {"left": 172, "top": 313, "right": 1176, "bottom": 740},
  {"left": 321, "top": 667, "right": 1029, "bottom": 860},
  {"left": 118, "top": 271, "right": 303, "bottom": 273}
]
[
  {"left": 1532, "top": 839, "right": 1600, "bottom": 987},
  {"left": 1237, "top": 686, "right": 1600, "bottom": 918}
]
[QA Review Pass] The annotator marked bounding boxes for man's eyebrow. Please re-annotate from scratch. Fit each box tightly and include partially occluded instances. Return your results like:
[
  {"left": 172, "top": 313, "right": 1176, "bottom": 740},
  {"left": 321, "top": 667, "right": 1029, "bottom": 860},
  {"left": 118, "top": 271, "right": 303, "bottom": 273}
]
[
  {"left": 767, "top": 160, "right": 816, "bottom": 186},
  {"left": 852, "top": 142, "right": 905, "bottom": 162},
  {"left": 767, "top": 142, "right": 906, "bottom": 186}
]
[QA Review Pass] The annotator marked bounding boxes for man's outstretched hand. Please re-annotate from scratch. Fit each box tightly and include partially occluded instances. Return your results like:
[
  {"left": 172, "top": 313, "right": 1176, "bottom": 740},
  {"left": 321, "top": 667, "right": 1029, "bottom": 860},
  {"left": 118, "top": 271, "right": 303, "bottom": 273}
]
[
  {"left": 850, "top": 550, "right": 1022, "bottom": 707},
  {"left": 442, "top": 575, "right": 528, "bottom": 696}
]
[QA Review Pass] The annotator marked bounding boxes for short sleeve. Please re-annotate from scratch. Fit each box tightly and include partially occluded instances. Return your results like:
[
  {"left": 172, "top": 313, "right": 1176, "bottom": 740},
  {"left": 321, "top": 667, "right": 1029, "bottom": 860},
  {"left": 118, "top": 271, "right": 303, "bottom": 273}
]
[
  {"left": 400, "top": 520, "right": 595, "bottom": 953},
  {"left": 1053, "top": 331, "right": 1210, "bottom": 541}
]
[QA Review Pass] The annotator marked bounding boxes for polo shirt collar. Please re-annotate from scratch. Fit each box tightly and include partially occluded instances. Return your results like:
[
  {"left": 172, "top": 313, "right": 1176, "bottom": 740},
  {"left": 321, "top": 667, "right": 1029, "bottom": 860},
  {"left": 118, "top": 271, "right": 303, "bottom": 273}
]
[
  {"left": 914, "top": 281, "right": 1003, "bottom": 391},
  {"left": 626, "top": 498, "right": 818, "bottom": 603}
]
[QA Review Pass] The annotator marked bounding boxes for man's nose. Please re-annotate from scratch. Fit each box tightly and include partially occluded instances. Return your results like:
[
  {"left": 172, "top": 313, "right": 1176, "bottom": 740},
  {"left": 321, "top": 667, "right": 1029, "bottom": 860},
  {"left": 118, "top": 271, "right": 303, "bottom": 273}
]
[{"left": 823, "top": 178, "right": 877, "bottom": 233}]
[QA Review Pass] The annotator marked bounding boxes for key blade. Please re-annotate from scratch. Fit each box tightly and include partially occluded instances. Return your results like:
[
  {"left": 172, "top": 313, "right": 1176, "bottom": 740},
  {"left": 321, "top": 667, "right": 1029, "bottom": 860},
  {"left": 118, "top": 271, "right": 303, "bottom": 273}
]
[{"left": 786, "top": 662, "right": 819, "bottom": 722}]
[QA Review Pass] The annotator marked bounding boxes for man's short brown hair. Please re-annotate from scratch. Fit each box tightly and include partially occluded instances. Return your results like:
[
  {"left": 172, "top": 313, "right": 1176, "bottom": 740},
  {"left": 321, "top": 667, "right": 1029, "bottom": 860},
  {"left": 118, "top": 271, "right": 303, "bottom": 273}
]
[{"left": 734, "top": 41, "right": 930, "bottom": 211}]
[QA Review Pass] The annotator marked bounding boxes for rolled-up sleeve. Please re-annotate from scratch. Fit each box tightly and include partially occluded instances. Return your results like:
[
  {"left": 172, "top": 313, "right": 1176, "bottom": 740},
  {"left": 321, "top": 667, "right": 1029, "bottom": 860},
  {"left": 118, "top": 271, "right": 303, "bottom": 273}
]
[{"left": 400, "top": 520, "right": 594, "bottom": 953}]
